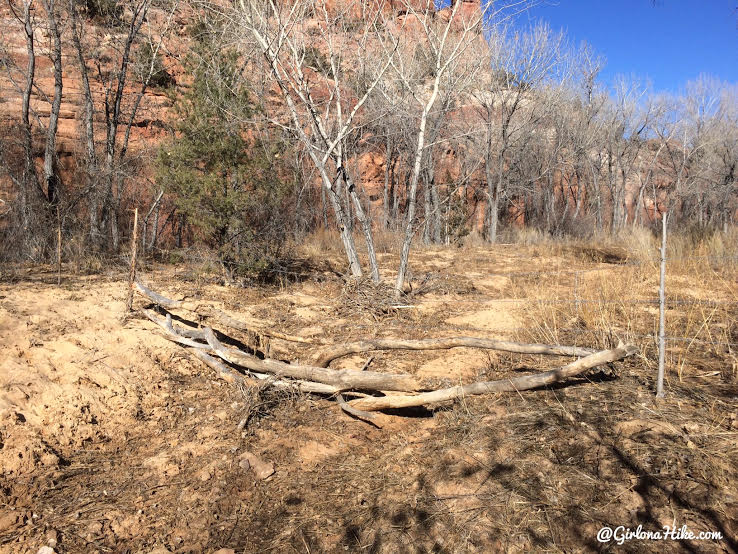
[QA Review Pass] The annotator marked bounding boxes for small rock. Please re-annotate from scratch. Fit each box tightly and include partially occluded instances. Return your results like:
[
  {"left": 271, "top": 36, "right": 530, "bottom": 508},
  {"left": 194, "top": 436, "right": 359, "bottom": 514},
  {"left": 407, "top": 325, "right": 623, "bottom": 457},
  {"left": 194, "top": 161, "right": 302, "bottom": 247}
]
[
  {"left": 86, "top": 521, "right": 103, "bottom": 535},
  {"left": 37, "top": 547, "right": 55, "bottom": 554},
  {"left": 213, "top": 549, "right": 236, "bottom": 554},
  {"left": 199, "top": 470, "right": 212, "bottom": 482},
  {"left": 238, "top": 451, "right": 274, "bottom": 480},
  {"left": 46, "top": 529, "right": 58, "bottom": 548},
  {"left": 0, "top": 512, "right": 19, "bottom": 533}
]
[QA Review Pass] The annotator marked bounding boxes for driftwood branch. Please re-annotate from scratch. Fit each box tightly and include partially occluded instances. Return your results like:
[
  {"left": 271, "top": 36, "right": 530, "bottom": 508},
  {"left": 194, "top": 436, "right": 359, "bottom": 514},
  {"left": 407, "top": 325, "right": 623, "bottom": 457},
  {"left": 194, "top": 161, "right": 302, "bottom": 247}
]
[
  {"left": 347, "top": 344, "right": 639, "bottom": 412},
  {"left": 135, "top": 281, "right": 638, "bottom": 421},
  {"left": 135, "top": 281, "right": 183, "bottom": 310},
  {"left": 142, "top": 309, "right": 419, "bottom": 392},
  {"left": 135, "top": 280, "right": 326, "bottom": 345},
  {"left": 191, "top": 349, "right": 246, "bottom": 386},
  {"left": 191, "top": 348, "right": 345, "bottom": 396},
  {"left": 144, "top": 310, "right": 367, "bottom": 396},
  {"left": 141, "top": 310, "right": 207, "bottom": 349},
  {"left": 336, "top": 393, "right": 382, "bottom": 428},
  {"left": 314, "top": 338, "right": 595, "bottom": 367}
]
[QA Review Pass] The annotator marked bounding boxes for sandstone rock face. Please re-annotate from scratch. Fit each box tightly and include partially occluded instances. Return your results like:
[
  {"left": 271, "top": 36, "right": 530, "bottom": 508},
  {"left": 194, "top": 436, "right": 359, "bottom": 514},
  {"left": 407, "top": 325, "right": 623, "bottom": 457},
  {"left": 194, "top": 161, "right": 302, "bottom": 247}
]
[
  {"left": 5, "top": 0, "right": 654, "bottom": 235},
  {"left": 458, "top": 0, "right": 483, "bottom": 20},
  {"left": 0, "top": 3, "right": 176, "bottom": 197},
  {"left": 438, "top": 0, "right": 482, "bottom": 29},
  {"left": 392, "top": 0, "right": 435, "bottom": 13},
  {"left": 322, "top": 0, "right": 434, "bottom": 18}
]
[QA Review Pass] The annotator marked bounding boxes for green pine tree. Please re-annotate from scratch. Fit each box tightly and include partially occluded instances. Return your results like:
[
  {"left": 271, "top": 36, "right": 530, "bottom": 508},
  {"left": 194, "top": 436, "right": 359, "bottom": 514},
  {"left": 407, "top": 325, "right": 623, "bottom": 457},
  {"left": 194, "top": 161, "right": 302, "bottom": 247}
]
[{"left": 157, "top": 37, "right": 291, "bottom": 277}]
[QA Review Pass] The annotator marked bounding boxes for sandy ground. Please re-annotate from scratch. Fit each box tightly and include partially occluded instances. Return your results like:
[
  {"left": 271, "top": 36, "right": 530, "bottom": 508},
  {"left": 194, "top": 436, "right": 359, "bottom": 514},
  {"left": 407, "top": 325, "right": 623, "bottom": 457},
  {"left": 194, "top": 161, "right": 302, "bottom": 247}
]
[{"left": 0, "top": 246, "right": 736, "bottom": 553}]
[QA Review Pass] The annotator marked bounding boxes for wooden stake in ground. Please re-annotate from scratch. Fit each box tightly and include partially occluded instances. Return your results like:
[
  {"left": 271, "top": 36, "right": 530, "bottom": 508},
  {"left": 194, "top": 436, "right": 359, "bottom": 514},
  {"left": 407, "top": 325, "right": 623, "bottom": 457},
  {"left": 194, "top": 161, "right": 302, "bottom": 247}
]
[
  {"left": 656, "top": 211, "right": 668, "bottom": 398},
  {"left": 126, "top": 208, "right": 139, "bottom": 313},
  {"left": 56, "top": 208, "right": 62, "bottom": 286}
]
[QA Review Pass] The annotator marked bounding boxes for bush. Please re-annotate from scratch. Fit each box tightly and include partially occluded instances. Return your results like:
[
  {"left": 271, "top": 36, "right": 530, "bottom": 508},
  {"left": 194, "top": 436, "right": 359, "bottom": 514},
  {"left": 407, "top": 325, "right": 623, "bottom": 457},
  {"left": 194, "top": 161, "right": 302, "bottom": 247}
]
[
  {"left": 78, "top": 0, "right": 122, "bottom": 23},
  {"left": 136, "top": 43, "right": 175, "bottom": 90}
]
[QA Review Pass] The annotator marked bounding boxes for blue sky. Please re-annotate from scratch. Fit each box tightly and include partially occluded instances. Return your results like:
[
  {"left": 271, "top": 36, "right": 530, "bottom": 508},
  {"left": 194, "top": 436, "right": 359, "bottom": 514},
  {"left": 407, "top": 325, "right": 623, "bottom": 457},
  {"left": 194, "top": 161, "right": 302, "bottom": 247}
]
[{"left": 512, "top": 0, "right": 738, "bottom": 93}]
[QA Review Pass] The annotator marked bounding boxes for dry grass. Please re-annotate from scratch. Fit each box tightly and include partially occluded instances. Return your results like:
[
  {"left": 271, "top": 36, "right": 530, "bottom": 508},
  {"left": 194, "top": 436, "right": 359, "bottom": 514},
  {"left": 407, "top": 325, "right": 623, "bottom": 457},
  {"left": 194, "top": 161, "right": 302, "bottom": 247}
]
[{"left": 508, "top": 229, "right": 736, "bottom": 387}]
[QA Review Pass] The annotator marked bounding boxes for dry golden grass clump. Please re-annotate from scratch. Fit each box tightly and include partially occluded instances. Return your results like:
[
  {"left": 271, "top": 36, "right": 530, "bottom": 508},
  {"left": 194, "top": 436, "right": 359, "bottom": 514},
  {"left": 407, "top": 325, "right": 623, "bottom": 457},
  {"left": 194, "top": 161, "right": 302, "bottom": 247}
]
[{"left": 502, "top": 227, "right": 737, "bottom": 386}]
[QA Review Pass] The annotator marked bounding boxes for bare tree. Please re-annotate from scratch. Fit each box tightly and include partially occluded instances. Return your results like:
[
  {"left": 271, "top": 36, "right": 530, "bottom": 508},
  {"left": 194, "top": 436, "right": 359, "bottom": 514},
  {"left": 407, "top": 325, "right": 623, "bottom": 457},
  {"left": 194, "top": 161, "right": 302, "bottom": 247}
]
[
  {"left": 363, "top": 79, "right": 410, "bottom": 230},
  {"left": 236, "top": 0, "right": 400, "bottom": 281},
  {"left": 1, "top": 0, "right": 62, "bottom": 257},
  {"left": 653, "top": 76, "right": 724, "bottom": 224},
  {"left": 390, "top": 0, "right": 493, "bottom": 292},
  {"left": 68, "top": 0, "right": 98, "bottom": 239},
  {"left": 69, "top": 0, "right": 176, "bottom": 250},
  {"left": 472, "top": 22, "right": 566, "bottom": 243},
  {"left": 600, "top": 76, "right": 656, "bottom": 232},
  {"left": 565, "top": 43, "right": 607, "bottom": 228},
  {"left": 40, "top": 0, "right": 64, "bottom": 207},
  {"left": 98, "top": 0, "right": 150, "bottom": 249},
  {"left": 705, "top": 85, "right": 738, "bottom": 229},
  {"left": 16, "top": 0, "right": 42, "bottom": 245}
]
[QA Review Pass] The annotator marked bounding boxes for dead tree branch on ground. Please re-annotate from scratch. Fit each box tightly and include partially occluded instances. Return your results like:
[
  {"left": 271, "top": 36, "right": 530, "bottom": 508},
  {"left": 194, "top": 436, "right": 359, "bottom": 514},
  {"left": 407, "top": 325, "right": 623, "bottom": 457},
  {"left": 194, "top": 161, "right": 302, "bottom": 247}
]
[{"left": 135, "top": 282, "right": 638, "bottom": 421}]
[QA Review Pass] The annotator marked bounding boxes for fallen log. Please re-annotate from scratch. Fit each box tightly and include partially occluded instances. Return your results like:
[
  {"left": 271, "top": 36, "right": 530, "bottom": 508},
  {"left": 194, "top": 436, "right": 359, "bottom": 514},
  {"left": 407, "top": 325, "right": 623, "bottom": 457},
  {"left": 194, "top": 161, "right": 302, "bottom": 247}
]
[
  {"left": 135, "top": 280, "right": 326, "bottom": 346},
  {"left": 135, "top": 282, "right": 184, "bottom": 310},
  {"left": 195, "top": 343, "right": 381, "bottom": 425},
  {"left": 336, "top": 393, "right": 382, "bottom": 428},
  {"left": 191, "top": 348, "right": 344, "bottom": 396},
  {"left": 142, "top": 309, "right": 420, "bottom": 392},
  {"left": 314, "top": 337, "right": 595, "bottom": 367},
  {"left": 141, "top": 310, "right": 210, "bottom": 349},
  {"left": 347, "top": 343, "right": 639, "bottom": 411},
  {"left": 144, "top": 310, "right": 370, "bottom": 398},
  {"left": 135, "top": 282, "right": 594, "bottom": 365},
  {"left": 135, "top": 281, "right": 638, "bottom": 421},
  {"left": 191, "top": 349, "right": 247, "bottom": 386},
  {"left": 199, "top": 325, "right": 419, "bottom": 392}
]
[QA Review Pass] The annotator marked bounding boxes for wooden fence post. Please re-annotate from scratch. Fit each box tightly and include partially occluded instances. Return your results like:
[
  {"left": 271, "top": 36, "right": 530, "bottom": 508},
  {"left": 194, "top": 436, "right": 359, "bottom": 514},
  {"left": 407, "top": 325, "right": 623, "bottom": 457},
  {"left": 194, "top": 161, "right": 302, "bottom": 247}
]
[
  {"left": 56, "top": 209, "right": 62, "bottom": 286},
  {"left": 656, "top": 211, "right": 668, "bottom": 398},
  {"left": 126, "top": 208, "right": 139, "bottom": 313}
]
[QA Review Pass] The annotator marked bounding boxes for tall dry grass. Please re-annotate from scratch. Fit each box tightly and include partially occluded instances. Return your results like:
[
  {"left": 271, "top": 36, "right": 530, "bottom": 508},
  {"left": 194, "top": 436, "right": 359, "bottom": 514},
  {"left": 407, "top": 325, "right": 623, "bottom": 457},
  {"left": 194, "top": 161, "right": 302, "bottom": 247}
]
[{"left": 504, "top": 226, "right": 737, "bottom": 386}]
